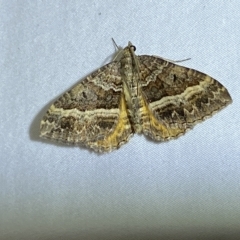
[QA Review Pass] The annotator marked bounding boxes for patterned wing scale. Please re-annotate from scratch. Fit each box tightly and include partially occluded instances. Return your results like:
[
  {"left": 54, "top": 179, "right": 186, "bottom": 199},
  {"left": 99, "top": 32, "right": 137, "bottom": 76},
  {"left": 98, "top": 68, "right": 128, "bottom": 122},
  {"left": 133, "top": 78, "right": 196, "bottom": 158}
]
[
  {"left": 40, "top": 62, "right": 133, "bottom": 152},
  {"left": 138, "top": 55, "right": 232, "bottom": 141}
]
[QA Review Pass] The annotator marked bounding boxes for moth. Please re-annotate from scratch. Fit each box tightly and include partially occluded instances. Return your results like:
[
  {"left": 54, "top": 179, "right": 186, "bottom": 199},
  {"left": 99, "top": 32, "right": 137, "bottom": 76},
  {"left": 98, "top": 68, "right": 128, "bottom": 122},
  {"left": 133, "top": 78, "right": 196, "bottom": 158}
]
[{"left": 40, "top": 42, "right": 232, "bottom": 152}]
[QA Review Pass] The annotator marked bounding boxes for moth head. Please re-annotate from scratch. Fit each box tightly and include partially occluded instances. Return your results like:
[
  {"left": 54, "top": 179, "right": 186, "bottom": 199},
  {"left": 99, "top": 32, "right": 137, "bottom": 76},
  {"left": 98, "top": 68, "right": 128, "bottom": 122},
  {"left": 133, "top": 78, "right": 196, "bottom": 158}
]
[{"left": 128, "top": 41, "right": 136, "bottom": 51}]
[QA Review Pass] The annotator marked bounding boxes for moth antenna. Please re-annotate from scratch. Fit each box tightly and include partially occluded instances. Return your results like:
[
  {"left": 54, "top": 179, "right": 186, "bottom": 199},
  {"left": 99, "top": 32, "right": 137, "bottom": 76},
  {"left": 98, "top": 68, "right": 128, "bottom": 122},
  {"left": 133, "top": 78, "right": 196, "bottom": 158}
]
[{"left": 111, "top": 38, "right": 120, "bottom": 50}]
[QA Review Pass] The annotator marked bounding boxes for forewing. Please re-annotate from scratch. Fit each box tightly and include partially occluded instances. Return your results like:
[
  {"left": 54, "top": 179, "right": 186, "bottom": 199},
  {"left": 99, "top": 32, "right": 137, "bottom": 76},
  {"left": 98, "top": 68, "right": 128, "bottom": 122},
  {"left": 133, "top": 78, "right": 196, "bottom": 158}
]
[
  {"left": 138, "top": 55, "right": 232, "bottom": 141},
  {"left": 40, "top": 62, "right": 133, "bottom": 152}
]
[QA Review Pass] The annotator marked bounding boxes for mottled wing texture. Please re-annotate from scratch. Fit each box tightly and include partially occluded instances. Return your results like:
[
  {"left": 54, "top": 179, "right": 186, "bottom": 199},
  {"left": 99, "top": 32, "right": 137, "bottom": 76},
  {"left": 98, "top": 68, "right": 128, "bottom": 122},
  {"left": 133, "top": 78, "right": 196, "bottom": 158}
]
[
  {"left": 40, "top": 62, "right": 133, "bottom": 152},
  {"left": 138, "top": 55, "right": 232, "bottom": 141}
]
